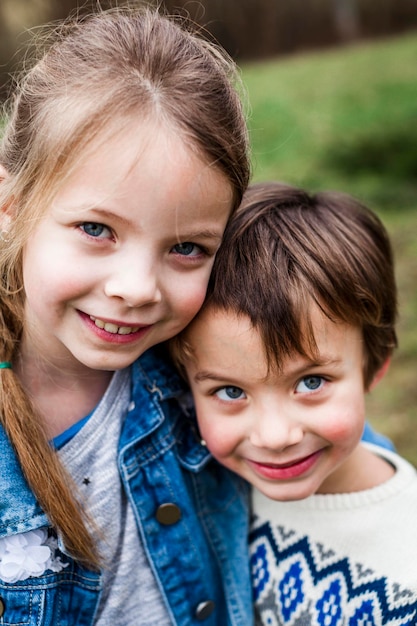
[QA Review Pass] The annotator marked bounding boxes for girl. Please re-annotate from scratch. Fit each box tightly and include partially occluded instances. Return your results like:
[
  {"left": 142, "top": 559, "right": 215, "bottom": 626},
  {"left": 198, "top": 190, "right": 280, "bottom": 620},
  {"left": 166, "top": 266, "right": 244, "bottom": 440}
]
[{"left": 0, "top": 7, "right": 251, "bottom": 625}]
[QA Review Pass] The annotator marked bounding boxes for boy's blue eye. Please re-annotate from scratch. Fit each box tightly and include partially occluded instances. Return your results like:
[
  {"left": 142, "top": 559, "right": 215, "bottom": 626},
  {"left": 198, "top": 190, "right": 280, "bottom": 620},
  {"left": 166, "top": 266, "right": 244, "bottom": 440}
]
[
  {"left": 216, "top": 386, "right": 246, "bottom": 401},
  {"left": 296, "top": 376, "right": 324, "bottom": 393},
  {"left": 172, "top": 242, "right": 200, "bottom": 256},
  {"left": 81, "top": 222, "right": 107, "bottom": 238}
]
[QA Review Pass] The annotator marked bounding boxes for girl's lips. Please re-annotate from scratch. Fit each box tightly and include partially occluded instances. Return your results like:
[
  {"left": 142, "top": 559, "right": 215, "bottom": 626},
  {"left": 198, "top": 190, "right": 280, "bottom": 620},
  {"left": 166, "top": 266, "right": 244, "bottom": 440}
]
[
  {"left": 80, "top": 311, "right": 153, "bottom": 344},
  {"left": 88, "top": 314, "right": 140, "bottom": 335},
  {"left": 247, "top": 449, "right": 323, "bottom": 480}
]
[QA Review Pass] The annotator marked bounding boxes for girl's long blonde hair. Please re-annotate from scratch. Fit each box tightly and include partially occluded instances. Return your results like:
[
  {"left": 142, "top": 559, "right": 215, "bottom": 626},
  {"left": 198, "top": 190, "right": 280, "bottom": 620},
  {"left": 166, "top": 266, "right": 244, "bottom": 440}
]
[{"left": 0, "top": 5, "right": 250, "bottom": 568}]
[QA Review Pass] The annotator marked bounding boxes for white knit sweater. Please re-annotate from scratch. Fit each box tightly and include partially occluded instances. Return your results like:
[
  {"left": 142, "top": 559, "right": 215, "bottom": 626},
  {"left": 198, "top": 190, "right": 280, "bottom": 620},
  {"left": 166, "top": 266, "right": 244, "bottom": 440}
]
[{"left": 250, "top": 443, "right": 417, "bottom": 625}]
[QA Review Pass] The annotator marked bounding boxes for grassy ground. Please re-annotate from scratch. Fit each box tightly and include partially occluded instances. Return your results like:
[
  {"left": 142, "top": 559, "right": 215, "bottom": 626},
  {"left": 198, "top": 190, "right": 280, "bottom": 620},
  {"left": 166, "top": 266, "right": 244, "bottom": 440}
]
[{"left": 241, "top": 32, "right": 417, "bottom": 465}]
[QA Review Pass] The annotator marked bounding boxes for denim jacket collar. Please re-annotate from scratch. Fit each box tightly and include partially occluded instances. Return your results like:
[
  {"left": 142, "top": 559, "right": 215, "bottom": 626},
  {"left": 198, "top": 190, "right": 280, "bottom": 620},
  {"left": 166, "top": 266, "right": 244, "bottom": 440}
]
[
  {"left": 0, "top": 345, "right": 209, "bottom": 537},
  {"left": 125, "top": 344, "right": 212, "bottom": 471}
]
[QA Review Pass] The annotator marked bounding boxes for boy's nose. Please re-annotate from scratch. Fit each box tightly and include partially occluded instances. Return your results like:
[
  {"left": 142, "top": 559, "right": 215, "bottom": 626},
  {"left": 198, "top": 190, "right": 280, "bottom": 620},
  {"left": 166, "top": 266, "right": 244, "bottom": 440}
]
[{"left": 249, "top": 404, "right": 303, "bottom": 451}]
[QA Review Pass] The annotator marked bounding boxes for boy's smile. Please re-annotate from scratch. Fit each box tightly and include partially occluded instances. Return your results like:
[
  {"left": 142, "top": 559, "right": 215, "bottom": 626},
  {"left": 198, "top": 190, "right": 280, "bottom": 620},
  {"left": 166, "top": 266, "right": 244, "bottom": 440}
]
[{"left": 184, "top": 307, "right": 387, "bottom": 500}]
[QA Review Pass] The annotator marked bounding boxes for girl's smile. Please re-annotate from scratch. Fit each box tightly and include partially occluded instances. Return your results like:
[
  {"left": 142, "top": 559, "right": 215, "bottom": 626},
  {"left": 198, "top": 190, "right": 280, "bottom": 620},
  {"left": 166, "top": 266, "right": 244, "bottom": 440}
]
[
  {"left": 80, "top": 312, "right": 152, "bottom": 344},
  {"left": 88, "top": 314, "right": 143, "bottom": 335}
]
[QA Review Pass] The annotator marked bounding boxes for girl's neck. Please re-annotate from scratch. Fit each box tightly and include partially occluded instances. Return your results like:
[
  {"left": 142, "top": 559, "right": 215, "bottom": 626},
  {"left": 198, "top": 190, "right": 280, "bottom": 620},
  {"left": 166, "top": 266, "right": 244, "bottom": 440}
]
[{"left": 14, "top": 351, "right": 113, "bottom": 439}]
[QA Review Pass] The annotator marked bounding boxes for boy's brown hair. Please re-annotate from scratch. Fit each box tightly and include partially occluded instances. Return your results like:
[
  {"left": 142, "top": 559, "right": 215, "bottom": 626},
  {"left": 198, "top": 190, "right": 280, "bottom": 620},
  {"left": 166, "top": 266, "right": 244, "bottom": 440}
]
[{"left": 172, "top": 182, "right": 397, "bottom": 389}]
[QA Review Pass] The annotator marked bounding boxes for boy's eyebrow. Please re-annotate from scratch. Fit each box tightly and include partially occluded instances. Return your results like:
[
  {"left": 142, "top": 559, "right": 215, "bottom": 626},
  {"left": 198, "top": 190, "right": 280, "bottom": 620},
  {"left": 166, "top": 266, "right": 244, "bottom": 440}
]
[
  {"left": 283, "top": 356, "right": 344, "bottom": 377},
  {"left": 193, "top": 370, "right": 229, "bottom": 383},
  {"left": 191, "top": 357, "right": 345, "bottom": 385},
  {"left": 193, "top": 370, "right": 241, "bottom": 384}
]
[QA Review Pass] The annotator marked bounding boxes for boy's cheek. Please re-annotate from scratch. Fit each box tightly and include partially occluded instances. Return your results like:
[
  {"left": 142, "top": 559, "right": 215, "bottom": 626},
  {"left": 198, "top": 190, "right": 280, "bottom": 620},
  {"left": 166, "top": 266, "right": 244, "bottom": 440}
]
[
  {"left": 321, "top": 407, "right": 365, "bottom": 447},
  {"left": 198, "top": 415, "right": 238, "bottom": 460}
]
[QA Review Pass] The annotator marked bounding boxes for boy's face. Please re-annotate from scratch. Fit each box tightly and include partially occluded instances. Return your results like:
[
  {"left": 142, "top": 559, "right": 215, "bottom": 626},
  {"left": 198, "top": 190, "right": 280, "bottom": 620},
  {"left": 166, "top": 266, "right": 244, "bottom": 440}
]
[{"left": 183, "top": 307, "right": 369, "bottom": 500}]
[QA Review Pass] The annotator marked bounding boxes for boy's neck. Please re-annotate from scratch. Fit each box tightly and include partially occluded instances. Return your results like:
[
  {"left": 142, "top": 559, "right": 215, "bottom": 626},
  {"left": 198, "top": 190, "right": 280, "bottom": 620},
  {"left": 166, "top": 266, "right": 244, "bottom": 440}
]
[{"left": 316, "top": 443, "right": 395, "bottom": 494}]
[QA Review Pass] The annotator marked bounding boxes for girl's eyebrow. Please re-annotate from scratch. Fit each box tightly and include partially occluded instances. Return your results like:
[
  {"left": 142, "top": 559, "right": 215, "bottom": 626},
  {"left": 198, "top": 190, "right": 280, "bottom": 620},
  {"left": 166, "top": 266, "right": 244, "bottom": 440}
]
[
  {"left": 74, "top": 207, "right": 131, "bottom": 226},
  {"left": 179, "top": 229, "right": 223, "bottom": 242},
  {"left": 63, "top": 205, "right": 224, "bottom": 242}
]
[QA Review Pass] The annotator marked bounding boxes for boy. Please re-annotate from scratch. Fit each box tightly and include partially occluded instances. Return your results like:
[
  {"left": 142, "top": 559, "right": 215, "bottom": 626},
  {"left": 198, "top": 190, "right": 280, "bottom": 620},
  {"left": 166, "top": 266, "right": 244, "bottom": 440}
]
[{"left": 171, "top": 182, "right": 417, "bottom": 624}]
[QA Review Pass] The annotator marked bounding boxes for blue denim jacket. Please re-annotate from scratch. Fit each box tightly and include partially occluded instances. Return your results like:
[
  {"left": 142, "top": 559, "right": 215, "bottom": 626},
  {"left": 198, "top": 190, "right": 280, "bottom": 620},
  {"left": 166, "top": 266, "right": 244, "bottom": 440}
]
[{"left": 0, "top": 345, "right": 253, "bottom": 626}]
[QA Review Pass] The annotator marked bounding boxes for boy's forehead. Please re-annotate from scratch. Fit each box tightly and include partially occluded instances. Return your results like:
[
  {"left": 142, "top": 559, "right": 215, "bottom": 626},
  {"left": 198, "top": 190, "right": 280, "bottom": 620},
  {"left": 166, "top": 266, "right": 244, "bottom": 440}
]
[
  {"left": 185, "top": 309, "right": 261, "bottom": 361},
  {"left": 184, "top": 309, "right": 268, "bottom": 380},
  {"left": 185, "top": 304, "right": 364, "bottom": 371},
  {"left": 189, "top": 306, "right": 251, "bottom": 332}
]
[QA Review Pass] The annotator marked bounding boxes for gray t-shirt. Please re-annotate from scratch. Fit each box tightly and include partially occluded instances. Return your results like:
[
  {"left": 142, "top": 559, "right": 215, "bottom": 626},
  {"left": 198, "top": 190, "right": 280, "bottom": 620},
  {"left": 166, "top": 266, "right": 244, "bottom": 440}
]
[{"left": 58, "top": 368, "right": 171, "bottom": 625}]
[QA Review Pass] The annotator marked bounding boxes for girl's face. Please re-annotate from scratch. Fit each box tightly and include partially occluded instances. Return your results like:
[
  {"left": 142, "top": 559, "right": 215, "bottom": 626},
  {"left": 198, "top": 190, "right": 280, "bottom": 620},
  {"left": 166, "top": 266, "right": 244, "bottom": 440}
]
[{"left": 20, "top": 120, "right": 233, "bottom": 375}]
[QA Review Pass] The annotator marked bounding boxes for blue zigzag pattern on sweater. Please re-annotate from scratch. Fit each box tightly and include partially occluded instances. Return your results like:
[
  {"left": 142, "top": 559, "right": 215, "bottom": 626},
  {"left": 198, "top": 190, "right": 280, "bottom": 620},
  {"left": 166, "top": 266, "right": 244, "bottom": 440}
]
[{"left": 250, "top": 521, "right": 417, "bottom": 625}]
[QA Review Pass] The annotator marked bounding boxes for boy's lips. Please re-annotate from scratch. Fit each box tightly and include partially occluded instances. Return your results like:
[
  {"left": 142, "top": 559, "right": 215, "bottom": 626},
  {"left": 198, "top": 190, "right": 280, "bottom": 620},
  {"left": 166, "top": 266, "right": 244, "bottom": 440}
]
[{"left": 247, "top": 449, "right": 323, "bottom": 480}]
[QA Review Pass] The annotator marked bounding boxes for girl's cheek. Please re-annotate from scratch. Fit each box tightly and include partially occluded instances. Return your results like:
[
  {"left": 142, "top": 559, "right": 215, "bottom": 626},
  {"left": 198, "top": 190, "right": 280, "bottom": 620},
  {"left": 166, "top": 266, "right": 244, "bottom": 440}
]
[{"left": 178, "top": 284, "right": 208, "bottom": 320}]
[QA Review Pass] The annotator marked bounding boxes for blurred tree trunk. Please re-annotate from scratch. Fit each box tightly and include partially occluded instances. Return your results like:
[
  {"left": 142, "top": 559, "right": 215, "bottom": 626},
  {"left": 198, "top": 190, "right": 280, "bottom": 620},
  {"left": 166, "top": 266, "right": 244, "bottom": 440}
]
[
  {"left": 0, "top": 0, "right": 86, "bottom": 99},
  {"left": 333, "top": 0, "right": 361, "bottom": 40}
]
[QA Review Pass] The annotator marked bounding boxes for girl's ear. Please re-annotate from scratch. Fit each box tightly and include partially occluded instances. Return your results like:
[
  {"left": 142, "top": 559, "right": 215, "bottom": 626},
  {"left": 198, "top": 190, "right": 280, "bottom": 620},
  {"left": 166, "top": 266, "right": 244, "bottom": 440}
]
[
  {"left": 369, "top": 357, "right": 391, "bottom": 391},
  {"left": 0, "top": 164, "right": 8, "bottom": 182},
  {"left": 0, "top": 164, "right": 13, "bottom": 232}
]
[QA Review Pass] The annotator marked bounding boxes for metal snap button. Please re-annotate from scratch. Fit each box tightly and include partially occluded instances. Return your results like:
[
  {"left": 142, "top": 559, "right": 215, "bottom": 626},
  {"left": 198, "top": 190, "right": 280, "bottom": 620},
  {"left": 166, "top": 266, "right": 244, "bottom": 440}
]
[
  {"left": 155, "top": 503, "right": 181, "bottom": 525},
  {"left": 195, "top": 600, "right": 215, "bottom": 621},
  {"left": 0, "top": 597, "right": 5, "bottom": 617}
]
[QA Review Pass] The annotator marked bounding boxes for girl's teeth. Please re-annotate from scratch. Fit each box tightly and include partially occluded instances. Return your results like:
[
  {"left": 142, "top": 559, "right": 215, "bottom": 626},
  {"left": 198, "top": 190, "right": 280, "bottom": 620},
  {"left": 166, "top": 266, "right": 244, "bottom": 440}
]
[
  {"left": 118, "top": 326, "right": 135, "bottom": 335},
  {"left": 90, "top": 316, "right": 139, "bottom": 335},
  {"left": 105, "top": 323, "right": 119, "bottom": 334},
  {"left": 93, "top": 317, "right": 105, "bottom": 329}
]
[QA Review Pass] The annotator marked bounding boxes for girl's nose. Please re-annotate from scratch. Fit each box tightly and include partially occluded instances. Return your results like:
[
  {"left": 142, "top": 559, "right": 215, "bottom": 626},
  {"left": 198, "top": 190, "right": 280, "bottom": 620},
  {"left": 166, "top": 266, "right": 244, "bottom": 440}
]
[
  {"left": 104, "top": 252, "right": 162, "bottom": 308},
  {"left": 249, "top": 404, "right": 304, "bottom": 451}
]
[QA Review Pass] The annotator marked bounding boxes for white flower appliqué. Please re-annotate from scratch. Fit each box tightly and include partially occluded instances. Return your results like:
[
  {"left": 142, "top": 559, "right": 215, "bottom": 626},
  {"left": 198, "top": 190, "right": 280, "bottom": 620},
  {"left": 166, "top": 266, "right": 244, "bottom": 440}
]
[{"left": 0, "top": 527, "right": 68, "bottom": 583}]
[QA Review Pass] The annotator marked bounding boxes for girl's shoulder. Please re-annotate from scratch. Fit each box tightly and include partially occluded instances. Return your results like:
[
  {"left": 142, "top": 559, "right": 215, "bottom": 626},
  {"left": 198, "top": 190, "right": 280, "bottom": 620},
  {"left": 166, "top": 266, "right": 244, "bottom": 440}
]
[{"left": 0, "top": 424, "right": 48, "bottom": 538}]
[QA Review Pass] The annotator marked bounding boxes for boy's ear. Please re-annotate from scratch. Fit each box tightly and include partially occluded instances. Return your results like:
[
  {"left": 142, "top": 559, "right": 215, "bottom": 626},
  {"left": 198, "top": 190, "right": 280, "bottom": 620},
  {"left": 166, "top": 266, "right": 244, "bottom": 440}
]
[{"left": 369, "top": 357, "right": 391, "bottom": 391}]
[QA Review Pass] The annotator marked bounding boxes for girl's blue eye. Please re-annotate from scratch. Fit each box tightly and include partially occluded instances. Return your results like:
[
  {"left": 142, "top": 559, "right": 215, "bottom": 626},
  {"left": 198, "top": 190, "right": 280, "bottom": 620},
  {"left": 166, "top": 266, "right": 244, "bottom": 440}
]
[
  {"left": 172, "top": 242, "right": 201, "bottom": 256},
  {"left": 216, "top": 386, "right": 246, "bottom": 401},
  {"left": 296, "top": 376, "right": 324, "bottom": 393},
  {"left": 81, "top": 222, "right": 108, "bottom": 238}
]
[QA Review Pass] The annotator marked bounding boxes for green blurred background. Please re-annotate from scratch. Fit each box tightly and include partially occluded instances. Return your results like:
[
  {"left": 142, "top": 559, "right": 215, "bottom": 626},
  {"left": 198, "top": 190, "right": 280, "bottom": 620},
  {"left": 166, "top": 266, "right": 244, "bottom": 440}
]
[{"left": 1, "top": 1, "right": 416, "bottom": 464}]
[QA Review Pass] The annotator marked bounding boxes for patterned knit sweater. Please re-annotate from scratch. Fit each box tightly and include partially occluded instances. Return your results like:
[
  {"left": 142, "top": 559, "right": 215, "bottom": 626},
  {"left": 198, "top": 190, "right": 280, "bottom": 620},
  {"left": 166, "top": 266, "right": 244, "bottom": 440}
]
[{"left": 250, "top": 443, "right": 417, "bottom": 625}]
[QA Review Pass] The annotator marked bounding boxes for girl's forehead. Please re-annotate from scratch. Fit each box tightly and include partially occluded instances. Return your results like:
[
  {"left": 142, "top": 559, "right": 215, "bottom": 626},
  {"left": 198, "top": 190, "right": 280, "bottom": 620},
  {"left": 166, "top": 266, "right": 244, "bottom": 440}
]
[
  {"left": 64, "top": 117, "right": 223, "bottom": 185},
  {"left": 48, "top": 119, "right": 233, "bottom": 239}
]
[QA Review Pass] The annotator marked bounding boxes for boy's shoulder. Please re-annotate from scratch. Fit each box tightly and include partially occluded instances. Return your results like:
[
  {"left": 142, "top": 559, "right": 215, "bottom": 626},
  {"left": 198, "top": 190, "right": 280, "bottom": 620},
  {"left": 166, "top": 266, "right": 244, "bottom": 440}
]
[{"left": 361, "top": 422, "right": 396, "bottom": 451}]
